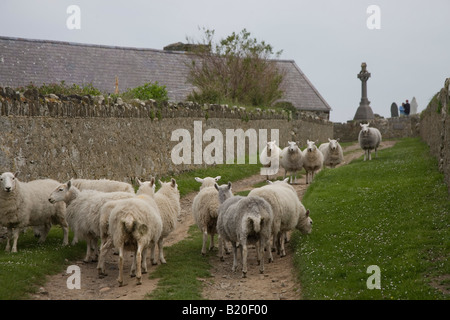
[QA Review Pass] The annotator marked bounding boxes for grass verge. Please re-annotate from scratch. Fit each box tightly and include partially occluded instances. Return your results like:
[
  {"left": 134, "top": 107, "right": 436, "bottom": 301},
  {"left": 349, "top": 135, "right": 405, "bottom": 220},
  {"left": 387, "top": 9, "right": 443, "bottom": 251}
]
[
  {"left": 291, "top": 138, "right": 450, "bottom": 299},
  {"left": 0, "top": 228, "right": 85, "bottom": 299}
]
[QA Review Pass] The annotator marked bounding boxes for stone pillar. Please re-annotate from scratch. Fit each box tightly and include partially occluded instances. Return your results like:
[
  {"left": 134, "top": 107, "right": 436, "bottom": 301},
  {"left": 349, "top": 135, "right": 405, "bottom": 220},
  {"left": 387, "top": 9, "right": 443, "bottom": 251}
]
[{"left": 353, "top": 62, "right": 375, "bottom": 121}]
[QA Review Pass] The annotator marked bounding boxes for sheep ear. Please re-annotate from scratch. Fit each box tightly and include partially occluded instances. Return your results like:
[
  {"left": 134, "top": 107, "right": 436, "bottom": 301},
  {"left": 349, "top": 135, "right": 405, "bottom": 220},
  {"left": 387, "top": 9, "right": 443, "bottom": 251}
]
[
  {"left": 214, "top": 183, "right": 219, "bottom": 191},
  {"left": 14, "top": 171, "right": 20, "bottom": 178},
  {"left": 194, "top": 177, "right": 203, "bottom": 183},
  {"left": 328, "top": 138, "right": 331, "bottom": 142},
  {"left": 266, "top": 180, "right": 273, "bottom": 184},
  {"left": 336, "top": 138, "right": 340, "bottom": 142},
  {"left": 158, "top": 179, "right": 163, "bottom": 186},
  {"left": 150, "top": 177, "right": 155, "bottom": 186},
  {"left": 306, "top": 209, "right": 310, "bottom": 217},
  {"left": 227, "top": 182, "right": 232, "bottom": 190},
  {"left": 137, "top": 178, "right": 143, "bottom": 186},
  {"left": 283, "top": 177, "right": 289, "bottom": 183},
  {"left": 67, "top": 179, "right": 72, "bottom": 189},
  {"left": 214, "top": 176, "right": 221, "bottom": 181},
  {"left": 360, "top": 123, "right": 364, "bottom": 127},
  {"left": 171, "top": 178, "right": 176, "bottom": 187}
]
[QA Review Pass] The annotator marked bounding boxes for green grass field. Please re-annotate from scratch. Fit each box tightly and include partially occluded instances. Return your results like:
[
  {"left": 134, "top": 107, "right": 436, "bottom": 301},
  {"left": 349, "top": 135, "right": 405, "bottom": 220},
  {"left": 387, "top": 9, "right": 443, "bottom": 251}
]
[{"left": 292, "top": 138, "right": 450, "bottom": 299}]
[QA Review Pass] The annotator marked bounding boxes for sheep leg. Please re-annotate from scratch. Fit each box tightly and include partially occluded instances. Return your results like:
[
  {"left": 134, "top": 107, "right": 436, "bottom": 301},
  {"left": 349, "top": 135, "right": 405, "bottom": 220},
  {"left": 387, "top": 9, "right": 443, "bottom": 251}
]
[
  {"left": 158, "top": 237, "right": 166, "bottom": 264},
  {"left": 135, "top": 243, "right": 143, "bottom": 285},
  {"left": 117, "top": 246, "right": 124, "bottom": 287},
  {"left": 150, "top": 241, "right": 158, "bottom": 265},
  {"left": 218, "top": 235, "right": 224, "bottom": 261},
  {"left": 141, "top": 247, "right": 148, "bottom": 274},
  {"left": 83, "top": 241, "right": 92, "bottom": 263},
  {"left": 6, "top": 228, "right": 20, "bottom": 253},
  {"left": 209, "top": 233, "right": 215, "bottom": 251},
  {"left": 266, "top": 238, "right": 274, "bottom": 263},
  {"left": 242, "top": 242, "right": 248, "bottom": 278},
  {"left": 258, "top": 239, "right": 265, "bottom": 274},
  {"left": 278, "top": 232, "right": 287, "bottom": 257},
  {"left": 231, "top": 242, "right": 238, "bottom": 273},
  {"left": 201, "top": 229, "right": 208, "bottom": 256}
]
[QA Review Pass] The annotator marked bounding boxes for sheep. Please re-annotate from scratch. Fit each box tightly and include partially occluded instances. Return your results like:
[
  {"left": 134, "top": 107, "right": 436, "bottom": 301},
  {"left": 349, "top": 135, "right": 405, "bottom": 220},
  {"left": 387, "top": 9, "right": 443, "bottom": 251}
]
[
  {"left": 97, "top": 177, "right": 157, "bottom": 277},
  {"left": 358, "top": 123, "right": 382, "bottom": 161},
  {"left": 248, "top": 179, "right": 312, "bottom": 258},
  {"left": 319, "top": 138, "right": 344, "bottom": 168},
  {"left": 153, "top": 178, "right": 181, "bottom": 264},
  {"left": 191, "top": 176, "right": 222, "bottom": 255},
  {"left": 280, "top": 141, "right": 304, "bottom": 184},
  {"left": 260, "top": 140, "right": 282, "bottom": 180},
  {"left": 71, "top": 178, "right": 134, "bottom": 193},
  {"left": 102, "top": 178, "right": 162, "bottom": 286},
  {"left": 48, "top": 180, "right": 134, "bottom": 262},
  {"left": 215, "top": 182, "right": 273, "bottom": 277},
  {"left": 302, "top": 140, "right": 324, "bottom": 184},
  {"left": 0, "top": 172, "right": 68, "bottom": 252}
]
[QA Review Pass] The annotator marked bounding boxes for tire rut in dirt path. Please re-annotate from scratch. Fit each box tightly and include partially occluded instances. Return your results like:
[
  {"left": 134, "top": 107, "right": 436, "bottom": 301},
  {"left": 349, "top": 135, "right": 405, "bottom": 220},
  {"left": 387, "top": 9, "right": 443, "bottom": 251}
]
[{"left": 32, "top": 141, "right": 396, "bottom": 300}]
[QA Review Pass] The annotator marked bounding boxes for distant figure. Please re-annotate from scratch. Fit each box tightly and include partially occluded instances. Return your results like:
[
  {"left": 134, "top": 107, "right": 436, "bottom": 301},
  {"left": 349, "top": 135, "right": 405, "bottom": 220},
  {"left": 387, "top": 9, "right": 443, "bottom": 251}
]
[
  {"left": 399, "top": 103, "right": 406, "bottom": 116},
  {"left": 404, "top": 100, "right": 411, "bottom": 116}
]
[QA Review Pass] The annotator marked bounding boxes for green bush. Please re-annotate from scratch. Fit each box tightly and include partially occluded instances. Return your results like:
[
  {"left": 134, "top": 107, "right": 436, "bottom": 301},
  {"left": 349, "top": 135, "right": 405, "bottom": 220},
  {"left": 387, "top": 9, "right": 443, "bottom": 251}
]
[{"left": 122, "top": 81, "right": 168, "bottom": 102}]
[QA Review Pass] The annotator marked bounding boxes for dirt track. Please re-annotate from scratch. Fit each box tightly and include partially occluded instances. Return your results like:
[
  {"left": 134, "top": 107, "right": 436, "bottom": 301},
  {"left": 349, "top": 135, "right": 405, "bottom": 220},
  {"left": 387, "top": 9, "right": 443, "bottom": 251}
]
[{"left": 32, "top": 141, "right": 396, "bottom": 300}]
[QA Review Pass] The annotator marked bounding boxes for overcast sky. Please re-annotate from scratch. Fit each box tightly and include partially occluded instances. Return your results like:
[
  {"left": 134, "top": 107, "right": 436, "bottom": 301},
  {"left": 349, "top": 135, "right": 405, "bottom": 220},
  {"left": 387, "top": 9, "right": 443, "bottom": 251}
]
[{"left": 1, "top": 0, "right": 449, "bottom": 122}]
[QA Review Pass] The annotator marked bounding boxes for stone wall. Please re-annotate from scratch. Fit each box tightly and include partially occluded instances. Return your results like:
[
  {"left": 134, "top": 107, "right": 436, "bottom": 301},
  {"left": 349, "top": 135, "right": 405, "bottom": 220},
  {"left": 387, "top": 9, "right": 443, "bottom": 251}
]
[
  {"left": 333, "top": 116, "right": 420, "bottom": 143},
  {"left": 0, "top": 87, "right": 333, "bottom": 183},
  {"left": 419, "top": 78, "right": 450, "bottom": 194}
]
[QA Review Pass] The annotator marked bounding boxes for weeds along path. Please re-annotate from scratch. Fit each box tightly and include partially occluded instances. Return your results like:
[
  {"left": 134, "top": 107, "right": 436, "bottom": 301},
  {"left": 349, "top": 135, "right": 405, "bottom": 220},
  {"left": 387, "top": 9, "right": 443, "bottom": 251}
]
[{"left": 32, "top": 141, "right": 396, "bottom": 300}]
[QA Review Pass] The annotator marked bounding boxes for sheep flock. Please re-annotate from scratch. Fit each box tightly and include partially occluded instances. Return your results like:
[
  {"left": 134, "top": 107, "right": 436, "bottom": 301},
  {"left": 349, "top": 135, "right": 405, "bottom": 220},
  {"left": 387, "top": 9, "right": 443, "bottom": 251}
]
[{"left": 0, "top": 126, "right": 383, "bottom": 284}]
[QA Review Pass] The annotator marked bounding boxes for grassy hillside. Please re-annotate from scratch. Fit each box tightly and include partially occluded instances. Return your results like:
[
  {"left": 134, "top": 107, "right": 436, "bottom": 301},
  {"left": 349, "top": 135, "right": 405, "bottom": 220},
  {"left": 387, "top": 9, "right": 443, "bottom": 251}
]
[{"left": 292, "top": 138, "right": 449, "bottom": 299}]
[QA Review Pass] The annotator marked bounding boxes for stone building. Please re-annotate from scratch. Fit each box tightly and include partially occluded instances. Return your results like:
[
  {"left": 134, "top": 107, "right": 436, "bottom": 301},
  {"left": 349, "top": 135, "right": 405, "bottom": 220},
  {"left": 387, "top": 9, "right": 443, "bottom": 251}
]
[{"left": 0, "top": 36, "right": 331, "bottom": 119}]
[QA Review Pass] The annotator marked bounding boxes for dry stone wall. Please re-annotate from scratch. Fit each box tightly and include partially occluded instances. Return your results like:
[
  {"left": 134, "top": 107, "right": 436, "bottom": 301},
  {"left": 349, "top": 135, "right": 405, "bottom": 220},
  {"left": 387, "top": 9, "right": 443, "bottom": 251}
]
[
  {"left": 419, "top": 78, "right": 450, "bottom": 194},
  {"left": 0, "top": 87, "right": 333, "bottom": 183}
]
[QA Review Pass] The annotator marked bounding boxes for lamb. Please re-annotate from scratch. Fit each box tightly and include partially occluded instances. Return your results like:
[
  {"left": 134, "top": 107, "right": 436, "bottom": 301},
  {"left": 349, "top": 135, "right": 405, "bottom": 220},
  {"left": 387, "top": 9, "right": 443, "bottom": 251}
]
[
  {"left": 48, "top": 180, "right": 134, "bottom": 262},
  {"left": 71, "top": 178, "right": 134, "bottom": 193},
  {"left": 101, "top": 178, "right": 162, "bottom": 286},
  {"left": 319, "top": 138, "right": 344, "bottom": 168},
  {"left": 215, "top": 182, "right": 273, "bottom": 277},
  {"left": 191, "top": 176, "right": 222, "bottom": 255},
  {"left": 153, "top": 178, "right": 181, "bottom": 264},
  {"left": 260, "top": 140, "right": 282, "bottom": 180},
  {"left": 248, "top": 179, "right": 312, "bottom": 257},
  {"left": 358, "top": 123, "right": 382, "bottom": 161},
  {"left": 0, "top": 172, "right": 68, "bottom": 252},
  {"left": 280, "top": 141, "right": 304, "bottom": 184},
  {"left": 302, "top": 140, "right": 324, "bottom": 184}
]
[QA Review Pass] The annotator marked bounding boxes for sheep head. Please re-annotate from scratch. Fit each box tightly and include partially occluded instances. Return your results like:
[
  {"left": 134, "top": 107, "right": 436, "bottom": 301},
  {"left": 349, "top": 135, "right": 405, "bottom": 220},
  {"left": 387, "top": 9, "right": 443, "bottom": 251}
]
[
  {"left": 328, "top": 139, "right": 339, "bottom": 151},
  {"left": 48, "top": 180, "right": 73, "bottom": 204},
  {"left": 360, "top": 123, "right": 371, "bottom": 136},
  {"left": 287, "top": 141, "right": 299, "bottom": 153},
  {"left": 215, "top": 182, "right": 232, "bottom": 204},
  {"left": 306, "top": 140, "right": 317, "bottom": 152},
  {"left": 0, "top": 171, "right": 19, "bottom": 193}
]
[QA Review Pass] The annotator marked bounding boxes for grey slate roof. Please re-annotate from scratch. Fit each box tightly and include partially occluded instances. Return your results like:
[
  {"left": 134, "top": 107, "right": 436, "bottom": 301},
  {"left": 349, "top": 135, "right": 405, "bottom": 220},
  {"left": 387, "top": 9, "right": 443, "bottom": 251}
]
[{"left": 0, "top": 36, "right": 331, "bottom": 113}]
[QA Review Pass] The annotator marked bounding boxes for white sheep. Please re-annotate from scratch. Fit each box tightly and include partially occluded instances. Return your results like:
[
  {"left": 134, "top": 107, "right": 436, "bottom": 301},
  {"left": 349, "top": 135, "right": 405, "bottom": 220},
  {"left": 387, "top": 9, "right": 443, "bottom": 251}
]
[
  {"left": 71, "top": 178, "right": 134, "bottom": 193},
  {"left": 249, "top": 179, "right": 312, "bottom": 257},
  {"left": 153, "top": 178, "right": 181, "bottom": 264},
  {"left": 358, "top": 123, "right": 382, "bottom": 161},
  {"left": 280, "top": 141, "right": 304, "bottom": 184},
  {"left": 319, "top": 138, "right": 344, "bottom": 168},
  {"left": 0, "top": 172, "right": 68, "bottom": 252},
  {"left": 48, "top": 180, "right": 134, "bottom": 262},
  {"left": 302, "top": 140, "right": 324, "bottom": 184},
  {"left": 215, "top": 182, "right": 273, "bottom": 277},
  {"left": 97, "top": 177, "right": 157, "bottom": 277},
  {"left": 105, "top": 179, "right": 163, "bottom": 286},
  {"left": 191, "top": 176, "right": 221, "bottom": 255},
  {"left": 260, "top": 140, "right": 282, "bottom": 180}
]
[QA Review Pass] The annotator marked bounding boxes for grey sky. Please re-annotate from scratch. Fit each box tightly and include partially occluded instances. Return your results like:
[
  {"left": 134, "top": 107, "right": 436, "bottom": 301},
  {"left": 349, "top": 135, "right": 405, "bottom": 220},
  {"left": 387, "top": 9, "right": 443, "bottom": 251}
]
[{"left": 1, "top": 0, "right": 449, "bottom": 122}]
